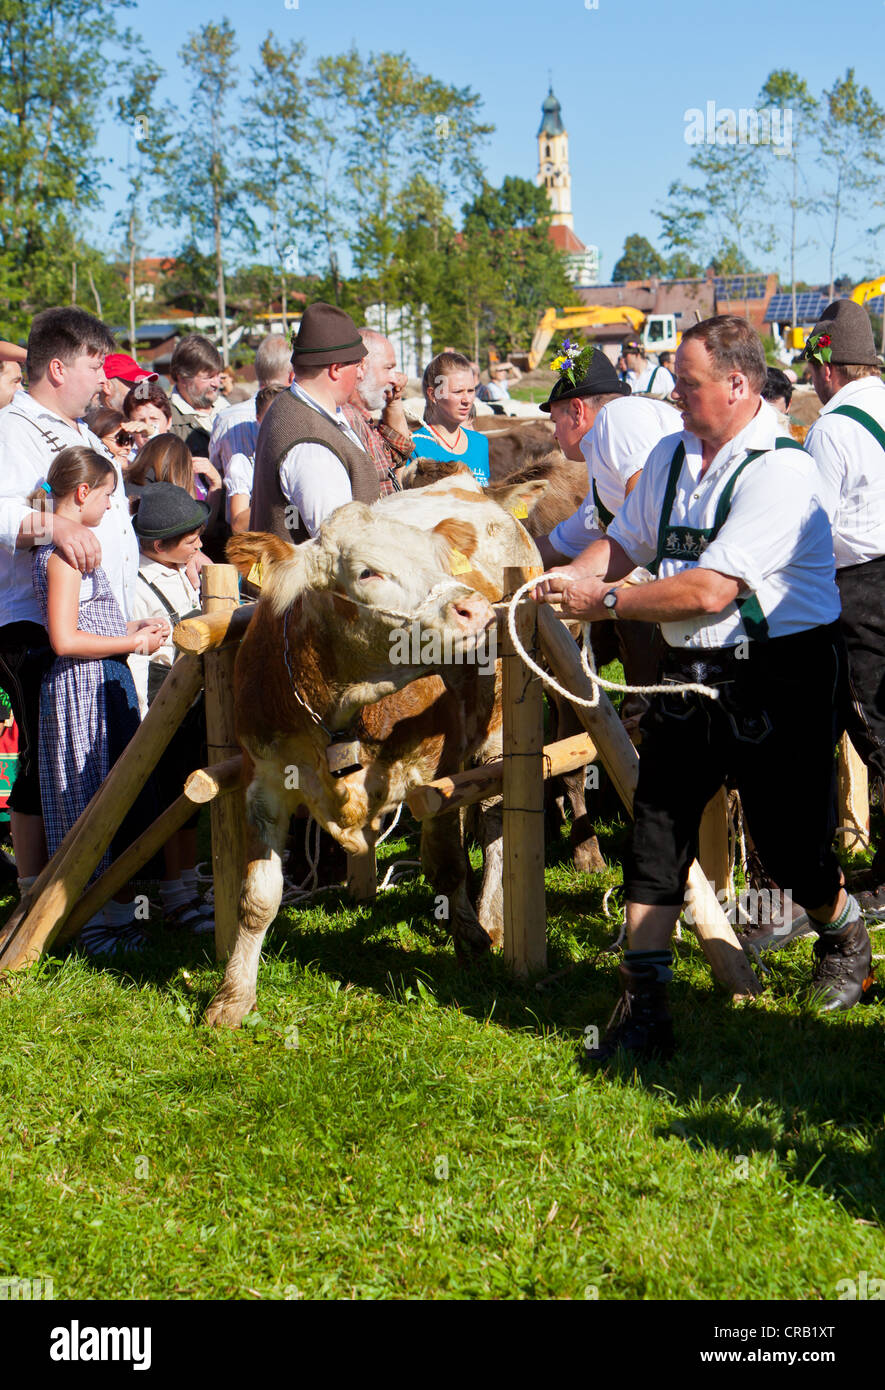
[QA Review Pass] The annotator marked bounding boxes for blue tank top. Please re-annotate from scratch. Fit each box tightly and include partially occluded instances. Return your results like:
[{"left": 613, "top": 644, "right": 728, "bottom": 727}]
[{"left": 408, "top": 426, "right": 490, "bottom": 486}]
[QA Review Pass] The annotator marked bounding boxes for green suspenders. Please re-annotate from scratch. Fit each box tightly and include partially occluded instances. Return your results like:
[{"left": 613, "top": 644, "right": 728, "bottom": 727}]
[
  {"left": 591, "top": 478, "right": 615, "bottom": 528},
  {"left": 647, "top": 436, "right": 806, "bottom": 642},
  {"left": 828, "top": 404, "right": 885, "bottom": 452},
  {"left": 645, "top": 366, "right": 659, "bottom": 394}
]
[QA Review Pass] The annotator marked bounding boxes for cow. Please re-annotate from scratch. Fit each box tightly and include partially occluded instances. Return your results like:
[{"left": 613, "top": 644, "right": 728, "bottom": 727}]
[
  {"left": 401, "top": 455, "right": 605, "bottom": 871},
  {"left": 205, "top": 490, "right": 540, "bottom": 1028}
]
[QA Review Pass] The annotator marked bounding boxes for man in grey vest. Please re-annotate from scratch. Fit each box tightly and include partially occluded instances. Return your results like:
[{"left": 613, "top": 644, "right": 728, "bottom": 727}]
[{"left": 250, "top": 303, "right": 380, "bottom": 542}]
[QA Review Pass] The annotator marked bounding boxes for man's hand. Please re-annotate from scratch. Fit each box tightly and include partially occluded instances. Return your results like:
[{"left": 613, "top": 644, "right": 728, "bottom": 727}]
[
  {"left": 51, "top": 515, "right": 102, "bottom": 574},
  {"left": 532, "top": 568, "right": 611, "bottom": 621},
  {"left": 384, "top": 372, "right": 407, "bottom": 405}
]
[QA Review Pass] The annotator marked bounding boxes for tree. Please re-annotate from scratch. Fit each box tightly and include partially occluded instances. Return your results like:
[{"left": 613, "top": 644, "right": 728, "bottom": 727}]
[
  {"left": 166, "top": 19, "right": 249, "bottom": 364},
  {"left": 758, "top": 70, "right": 818, "bottom": 330},
  {"left": 612, "top": 234, "right": 665, "bottom": 282},
  {"left": 242, "top": 34, "right": 311, "bottom": 336},
  {"left": 818, "top": 69, "right": 885, "bottom": 300},
  {"left": 114, "top": 62, "right": 173, "bottom": 348},
  {"left": 657, "top": 128, "right": 775, "bottom": 277},
  {"left": 443, "top": 176, "right": 572, "bottom": 359},
  {"left": 0, "top": 0, "right": 137, "bottom": 334}
]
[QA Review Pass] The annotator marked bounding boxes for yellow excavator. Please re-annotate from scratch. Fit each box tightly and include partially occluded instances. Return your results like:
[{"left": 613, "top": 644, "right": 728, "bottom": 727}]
[{"left": 512, "top": 305, "right": 681, "bottom": 371}]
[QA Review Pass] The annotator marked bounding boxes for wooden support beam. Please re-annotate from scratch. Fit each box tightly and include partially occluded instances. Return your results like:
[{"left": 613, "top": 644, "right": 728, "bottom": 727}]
[
  {"left": 173, "top": 602, "right": 256, "bottom": 655},
  {"left": 536, "top": 604, "right": 759, "bottom": 998},
  {"left": 502, "top": 565, "right": 546, "bottom": 977},
  {"left": 837, "top": 734, "right": 870, "bottom": 854},
  {"left": 202, "top": 566, "right": 247, "bottom": 962},
  {"left": 406, "top": 732, "right": 597, "bottom": 821},
  {"left": 698, "top": 787, "right": 732, "bottom": 901},
  {"left": 0, "top": 654, "right": 204, "bottom": 972},
  {"left": 60, "top": 756, "right": 244, "bottom": 943}
]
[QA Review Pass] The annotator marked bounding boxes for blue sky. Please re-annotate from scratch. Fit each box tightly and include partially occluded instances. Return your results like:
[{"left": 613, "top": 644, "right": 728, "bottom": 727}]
[{"left": 101, "top": 0, "right": 885, "bottom": 285}]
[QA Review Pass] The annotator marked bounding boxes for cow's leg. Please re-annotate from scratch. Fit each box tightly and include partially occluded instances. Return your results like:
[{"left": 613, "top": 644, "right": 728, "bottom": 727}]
[
  {"left": 421, "top": 808, "right": 493, "bottom": 959},
  {"left": 205, "top": 775, "right": 291, "bottom": 1029}
]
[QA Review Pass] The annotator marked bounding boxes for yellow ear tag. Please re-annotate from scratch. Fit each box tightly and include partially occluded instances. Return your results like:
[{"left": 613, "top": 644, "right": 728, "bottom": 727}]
[
  {"left": 247, "top": 561, "right": 263, "bottom": 587},
  {"left": 510, "top": 500, "right": 529, "bottom": 519},
  {"left": 449, "top": 547, "right": 472, "bottom": 574}
]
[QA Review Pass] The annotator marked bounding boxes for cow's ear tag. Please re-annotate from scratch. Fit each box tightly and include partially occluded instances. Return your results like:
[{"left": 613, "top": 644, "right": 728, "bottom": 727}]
[
  {"left": 449, "top": 547, "right": 471, "bottom": 574},
  {"left": 510, "top": 500, "right": 529, "bottom": 519},
  {"left": 326, "top": 738, "right": 362, "bottom": 778},
  {"left": 246, "top": 561, "right": 263, "bottom": 588}
]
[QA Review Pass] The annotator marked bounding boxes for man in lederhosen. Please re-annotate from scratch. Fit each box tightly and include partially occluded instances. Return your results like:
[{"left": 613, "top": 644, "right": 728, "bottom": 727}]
[
  {"left": 803, "top": 300, "right": 885, "bottom": 917},
  {"left": 534, "top": 315, "right": 873, "bottom": 1063}
]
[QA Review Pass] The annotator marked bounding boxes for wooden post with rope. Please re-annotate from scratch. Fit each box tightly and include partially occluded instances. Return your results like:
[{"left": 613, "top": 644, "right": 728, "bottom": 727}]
[
  {"left": 501, "top": 565, "right": 547, "bottom": 975},
  {"left": 201, "top": 565, "right": 247, "bottom": 961},
  {"left": 837, "top": 734, "right": 870, "bottom": 855}
]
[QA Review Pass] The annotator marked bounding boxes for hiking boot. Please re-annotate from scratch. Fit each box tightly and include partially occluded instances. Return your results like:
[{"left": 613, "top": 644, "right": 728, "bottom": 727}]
[
  {"left": 855, "top": 883, "right": 885, "bottom": 924},
  {"left": 582, "top": 963, "right": 675, "bottom": 1066},
  {"left": 808, "top": 917, "right": 874, "bottom": 1013}
]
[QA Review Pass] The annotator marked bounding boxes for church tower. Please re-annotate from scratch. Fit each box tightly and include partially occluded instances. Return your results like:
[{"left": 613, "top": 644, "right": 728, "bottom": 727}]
[{"left": 537, "top": 86, "right": 573, "bottom": 230}]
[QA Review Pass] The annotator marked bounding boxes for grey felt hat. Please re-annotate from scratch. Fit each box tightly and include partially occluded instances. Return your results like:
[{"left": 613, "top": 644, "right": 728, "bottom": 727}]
[
  {"left": 804, "top": 299, "right": 880, "bottom": 367},
  {"left": 133, "top": 481, "right": 209, "bottom": 539}
]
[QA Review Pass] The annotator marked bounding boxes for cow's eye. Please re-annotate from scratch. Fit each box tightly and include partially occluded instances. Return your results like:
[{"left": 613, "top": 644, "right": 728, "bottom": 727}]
[{"left": 359, "top": 568, "right": 382, "bottom": 581}]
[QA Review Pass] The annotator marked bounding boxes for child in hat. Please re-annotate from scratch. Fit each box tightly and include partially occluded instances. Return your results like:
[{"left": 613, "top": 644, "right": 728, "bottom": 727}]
[
  {"left": 131, "top": 481, "right": 215, "bottom": 935},
  {"left": 29, "top": 447, "right": 168, "bottom": 957}
]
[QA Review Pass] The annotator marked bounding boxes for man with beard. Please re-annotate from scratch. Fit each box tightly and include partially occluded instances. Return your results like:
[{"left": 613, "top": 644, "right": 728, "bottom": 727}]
[{"left": 342, "top": 328, "right": 413, "bottom": 495}]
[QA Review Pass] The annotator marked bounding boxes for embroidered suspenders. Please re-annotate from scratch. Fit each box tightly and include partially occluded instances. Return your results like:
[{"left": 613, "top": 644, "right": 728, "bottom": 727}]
[{"left": 647, "top": 437, "right": 805, "bottom": 642}]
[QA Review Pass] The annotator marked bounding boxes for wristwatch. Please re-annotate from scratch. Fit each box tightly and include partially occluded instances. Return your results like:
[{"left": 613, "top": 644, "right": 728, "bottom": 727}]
[{"left": 602, "top": 588, "right": 620, "bottom": 620}]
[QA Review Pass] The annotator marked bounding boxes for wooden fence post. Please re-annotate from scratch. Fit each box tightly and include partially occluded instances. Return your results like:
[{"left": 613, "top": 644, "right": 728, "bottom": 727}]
[
  {"left": 698, "top": 787, "right": 732, "bottom": 902},
  {"left": 0, "top": 654, "right": 204, "bottom": 971},
  {"left": 202, "top": 565, "right": 247, "bottom": 962},
  {"left": 837, "top": 734, "right": 870, "bottom": 854},
  {"left": 502, "top": 566, "right": 546, "bottom": 976}
]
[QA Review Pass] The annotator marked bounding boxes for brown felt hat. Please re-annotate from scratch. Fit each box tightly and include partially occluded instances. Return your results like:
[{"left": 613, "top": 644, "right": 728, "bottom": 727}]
[
  {"left": 805, "top": 299, "right": 880, "bottom": 367},
  {"left": 290, "top": 302, "right": 367, "bottom": 367}
]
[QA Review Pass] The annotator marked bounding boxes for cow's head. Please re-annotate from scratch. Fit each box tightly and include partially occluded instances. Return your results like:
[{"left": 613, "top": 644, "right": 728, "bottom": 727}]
[{"left": 228, "top": 507, "right": 496, "bottom": 710}]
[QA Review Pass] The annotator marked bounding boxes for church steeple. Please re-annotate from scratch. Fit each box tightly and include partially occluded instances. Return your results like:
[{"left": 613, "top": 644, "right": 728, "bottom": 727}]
[{"left": 536, "top": 85, "right": 573, "bottom": 230}]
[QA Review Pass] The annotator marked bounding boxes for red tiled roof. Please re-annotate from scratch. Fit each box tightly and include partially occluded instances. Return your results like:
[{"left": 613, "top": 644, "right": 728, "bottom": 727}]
[{"left": 548, "top": 224, "right": 587, "bottom": 254}]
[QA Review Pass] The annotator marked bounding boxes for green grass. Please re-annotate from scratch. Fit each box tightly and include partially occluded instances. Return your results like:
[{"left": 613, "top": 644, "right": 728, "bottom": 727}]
[{"left": 1, "top": 814, "right": 884, "bottom": 1301}]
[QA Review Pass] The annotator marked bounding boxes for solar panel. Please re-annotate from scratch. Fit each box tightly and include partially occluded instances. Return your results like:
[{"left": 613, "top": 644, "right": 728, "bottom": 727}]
[
  {"left": 714, "top": 274, "right": 769, "bottom": 299},
  {"left": 766, "top": 292, "right": 829, "bottom": 322},
  {"left": 867, "top": 295, "right": 884, "bottom": 315}
]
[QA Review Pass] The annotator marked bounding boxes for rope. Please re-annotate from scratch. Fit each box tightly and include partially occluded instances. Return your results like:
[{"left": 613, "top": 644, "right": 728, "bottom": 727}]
[
  {"left": 376, "top": 802, "right": 402, "bottom": 845},
  {"left": 504, "top": 576, "right": 722, "bottom": 707}
]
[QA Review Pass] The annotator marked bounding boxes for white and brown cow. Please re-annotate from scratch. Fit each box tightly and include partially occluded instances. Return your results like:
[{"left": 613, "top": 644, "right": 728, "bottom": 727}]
[{"left": 205, "top": 491, "right": 540, "bottom": 1028}]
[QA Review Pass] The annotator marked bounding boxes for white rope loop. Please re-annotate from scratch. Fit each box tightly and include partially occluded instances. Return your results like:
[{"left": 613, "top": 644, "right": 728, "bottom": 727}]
[{"left": 504, "top": 576, "right": 722, "bottom": 706}]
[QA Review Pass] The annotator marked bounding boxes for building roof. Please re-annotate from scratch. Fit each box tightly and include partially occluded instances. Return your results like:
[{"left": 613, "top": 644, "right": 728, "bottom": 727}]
[
  {"left": 548, "top": 223, "right": 586, "bottom": 254},
  {"left": 538, "top": 86, "right": 565, "bottom": 137}
]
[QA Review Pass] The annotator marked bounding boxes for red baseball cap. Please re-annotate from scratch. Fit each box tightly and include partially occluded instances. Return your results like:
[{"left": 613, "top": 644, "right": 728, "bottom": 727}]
[{"left": 103, "top": 352, "right": 158, "bottom": 384}]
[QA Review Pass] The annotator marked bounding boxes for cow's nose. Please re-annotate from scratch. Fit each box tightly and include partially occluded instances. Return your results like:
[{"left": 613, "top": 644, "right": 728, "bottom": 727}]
[{"left": 448, "top": 592, "right": 494, "bottom": 634}]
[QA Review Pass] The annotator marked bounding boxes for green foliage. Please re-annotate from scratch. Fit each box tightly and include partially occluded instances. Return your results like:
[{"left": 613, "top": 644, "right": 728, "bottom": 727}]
[
  {"left": 818, "top": 68, "right": 885, "bottom": 296},
  {"left": 612, "top": 234, "right": 666, "bottom": 283}
]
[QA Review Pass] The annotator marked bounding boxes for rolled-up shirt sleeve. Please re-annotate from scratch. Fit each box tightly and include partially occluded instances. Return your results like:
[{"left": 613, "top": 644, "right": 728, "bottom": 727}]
[
  {"left": 278, "top": 441, "right": 353, "bottom": 537},
  {"left": 0, "top": 433, "right": 39, "bottom": 552},
  {"left": 0, "top": 493, "right": 31, "bottom": 553},
  {"left": 606, "top": 451, "right": 668, "bottom": 568},
  {"left": 548, "top": 493, "right": 605, "bottom": 558}
]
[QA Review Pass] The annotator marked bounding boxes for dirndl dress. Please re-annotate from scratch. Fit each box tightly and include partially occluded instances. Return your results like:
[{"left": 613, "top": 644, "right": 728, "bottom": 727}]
[{"left": 32, "top": 547, "right": 156, "bottom": 876}]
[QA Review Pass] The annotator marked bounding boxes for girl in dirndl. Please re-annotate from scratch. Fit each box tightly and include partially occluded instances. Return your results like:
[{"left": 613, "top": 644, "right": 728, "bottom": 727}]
[{"left": 30, "top": 446, "right": 168, "bottom": 957}]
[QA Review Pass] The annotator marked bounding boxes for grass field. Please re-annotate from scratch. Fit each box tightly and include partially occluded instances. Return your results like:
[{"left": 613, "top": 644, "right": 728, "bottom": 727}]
[{"left": 1, "top": 805, "right": 883, "bottom": 1302}]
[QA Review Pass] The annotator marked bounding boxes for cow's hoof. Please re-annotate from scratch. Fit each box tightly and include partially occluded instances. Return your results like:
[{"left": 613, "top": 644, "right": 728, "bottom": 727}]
[
  {"left": 204, "top": 992, "right": 255, "bottom": 1029},
  {"left": 572, "top": 836, "right": 607, "bottom": 873},
  {"left": 453, "top": 920, "right": 494, "bottom": 963}
]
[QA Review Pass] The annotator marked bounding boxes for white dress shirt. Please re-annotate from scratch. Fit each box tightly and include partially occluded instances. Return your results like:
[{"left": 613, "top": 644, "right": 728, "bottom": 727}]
[
  {"left": 549, "top": 396, "right": 682, "bottom": 558},
  {"left": 209, "top": 396, "right": 258, "bottom": 474},
  {"left": 633, "top": 364, "right": 676, "bottom": 398},
  {"left": 129, "top": 555, "right": 201, "bottom": 716},
  {"left": 277, "top": 380, "right": 369, "bottom": 538},
  {"left": 607, "top": 400, "right": 840, "bottom": 649},
  {"left": 0, "top": 389, "right": 139, "bottom": 627},
  {"left": 803, "top": 376, "right": 885, "bottom": 569}
]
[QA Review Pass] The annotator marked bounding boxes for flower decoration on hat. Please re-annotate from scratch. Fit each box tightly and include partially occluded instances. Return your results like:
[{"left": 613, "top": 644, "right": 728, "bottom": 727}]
[
  {"left": 550, "top": 338, "right": 595, "bottom": 388},
  {"left": 804, "top": 331, "right": 832, "bottom": 365}
]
